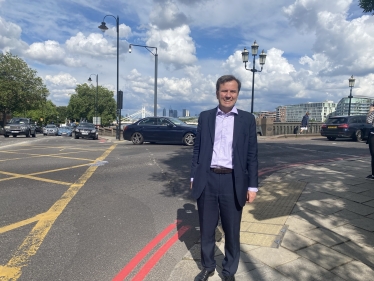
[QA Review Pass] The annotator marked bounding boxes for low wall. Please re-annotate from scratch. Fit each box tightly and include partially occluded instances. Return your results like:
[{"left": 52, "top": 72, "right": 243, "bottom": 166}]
[{"left": 257, "top": 119, "right": 323, "bottom": 136}]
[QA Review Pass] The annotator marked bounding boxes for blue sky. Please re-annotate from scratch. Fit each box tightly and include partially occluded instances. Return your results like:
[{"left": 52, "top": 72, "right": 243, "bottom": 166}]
[{"left": 1, "top": 0, "right": 373, "bottom": 117}]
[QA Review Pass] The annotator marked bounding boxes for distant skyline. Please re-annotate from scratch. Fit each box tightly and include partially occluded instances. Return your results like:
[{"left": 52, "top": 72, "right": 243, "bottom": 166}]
[{"left": 1, "top": 0, "right": 374, "bottom": 117}]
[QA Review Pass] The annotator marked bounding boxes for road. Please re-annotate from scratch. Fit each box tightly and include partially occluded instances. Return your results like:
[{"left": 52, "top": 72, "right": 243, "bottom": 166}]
[{"left": 0, "top": 134, "right": 369, "bottom": 281}]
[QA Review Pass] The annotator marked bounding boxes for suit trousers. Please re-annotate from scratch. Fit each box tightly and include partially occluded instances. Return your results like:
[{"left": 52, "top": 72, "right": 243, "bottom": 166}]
[{"left": 197, "top": 170, "right": 243, "bottom": 276}]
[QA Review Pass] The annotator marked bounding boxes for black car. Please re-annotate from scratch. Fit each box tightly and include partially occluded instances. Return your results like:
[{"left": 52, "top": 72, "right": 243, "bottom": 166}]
[
  {"left": 320, "top": 115, "right": 371, "bottom": 141},
  {"left": 123, "top": 117, "right": 197, "bottom": 146},
  {"left": 73, "top": 122, "right": 98, "bottom": 140}
]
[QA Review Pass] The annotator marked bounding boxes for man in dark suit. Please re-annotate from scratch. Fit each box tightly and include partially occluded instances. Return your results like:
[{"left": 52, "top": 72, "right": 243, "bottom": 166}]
[{"left": 190, "top": 75, "right": 258, "bottom": 281}]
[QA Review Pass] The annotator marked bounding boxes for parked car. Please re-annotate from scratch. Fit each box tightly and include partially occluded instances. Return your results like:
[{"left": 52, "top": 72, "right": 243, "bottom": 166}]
[
  {"left": 43, "top": 124, "right": 58, "bottom": 136},
  {"left": 3, "top": 117, "right": 37, "bottom": 138},
  {"left": 35, "top": 125, "right": 43, "bottom": 133},
  {"left": 73, "top": 122, "right": 98, "bottom": 140},
  {"left": 320, "top": 115, "right": 371, "bottom": 141},
  {"left": 57, "top": 126, "right": 73, "bottom": 137},
  {"left": 123, "top": 117, "right": 197, "bottom": 146}
]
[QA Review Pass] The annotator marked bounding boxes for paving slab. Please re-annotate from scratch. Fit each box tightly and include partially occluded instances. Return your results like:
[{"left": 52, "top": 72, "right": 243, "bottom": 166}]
[
  {"left": 331, "top": 260, "right": 374, "bottom": 281},
  {"left": 246, "top": 246, "right": 299, "bottom": 268},
  {"left": 285, "top": 216, "right": 318, "bottom": 234},
  {"left": 332, "top": 241, "right": 374, "bottom": 268},
  {"left": 300, "top": 227, "right": 349, "bottom": 247},
  {"left": 281, "top": 230, "right": 316, "bottom": 251},
  {"left": 296, "top": 244, "right": 353, "bottom": 270},
  {"left": 295, "top": 200, "right": 344, "bottom": 215},
  {"left": 331, "top": 224, "right": 374, "bottom": 247},
  {"left": 235, "top": 265, "right": 292, "bottom": 281},
  {"left": 348, "top": 216, "right": 374, "bottom": 231},
  {"left": 276, "top": 257, "right": 345, "bottom": 281}
]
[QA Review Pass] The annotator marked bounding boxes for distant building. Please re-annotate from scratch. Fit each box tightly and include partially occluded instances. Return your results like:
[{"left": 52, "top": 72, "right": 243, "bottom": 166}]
[
  {"left": 275, "top": 106, "right": 286, "bottom": 122},
  {"left": 169, "top": 109, "right": 173, "bottom": 117},
  {"left": 163, "top": 108, "right": 166, "bottom": 116},
  {"left": 257, "top": 111, "right": 276, "bottom": 121},
  {"left": 182, "top": 109, "right": 190, "bottom": 117},
  {"left": 283, "top": 101, "right": 336, "bottom": 122},
  {"left": 334, "top": 97, "right": 374, "bottom": 116},
  {"left": 173, "top": 110, "right": 178, "bottom": 118}
]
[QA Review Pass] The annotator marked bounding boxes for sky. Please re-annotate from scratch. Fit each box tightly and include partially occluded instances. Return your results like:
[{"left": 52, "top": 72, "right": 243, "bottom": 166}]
[{"left": 1, "top": 0, "right": 374, "bottom": 117}]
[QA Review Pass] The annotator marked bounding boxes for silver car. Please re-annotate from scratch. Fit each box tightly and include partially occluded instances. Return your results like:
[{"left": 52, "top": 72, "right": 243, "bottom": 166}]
[{"left": 43, "top": 124, "right": 58, "bottom": 136}]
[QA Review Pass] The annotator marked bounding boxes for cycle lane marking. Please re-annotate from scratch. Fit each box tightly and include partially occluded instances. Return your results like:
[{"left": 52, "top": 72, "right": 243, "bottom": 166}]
[{"left": 0, "top": 144, "right": 117, "bottom": 281}]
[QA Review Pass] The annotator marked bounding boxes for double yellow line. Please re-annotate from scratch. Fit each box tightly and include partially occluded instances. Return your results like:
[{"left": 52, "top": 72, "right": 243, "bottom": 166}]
[{"left": 0, "top": 144, "right": 116, "bottom": 280}]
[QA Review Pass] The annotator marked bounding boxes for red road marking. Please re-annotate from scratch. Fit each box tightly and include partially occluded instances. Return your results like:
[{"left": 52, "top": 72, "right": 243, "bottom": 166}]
[
  {"left": 112, "top": 222, "right": 181, "bottom": 281},
  {"left": 131, "top": 225, "right": 191, "bottom": 281}
]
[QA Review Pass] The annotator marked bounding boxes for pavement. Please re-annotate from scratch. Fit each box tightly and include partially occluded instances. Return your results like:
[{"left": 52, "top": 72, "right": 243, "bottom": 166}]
[{"left": 167, "top": 157, "right": 374, "bottom": 281}]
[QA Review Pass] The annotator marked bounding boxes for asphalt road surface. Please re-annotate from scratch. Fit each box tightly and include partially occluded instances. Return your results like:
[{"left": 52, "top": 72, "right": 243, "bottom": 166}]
[{"left": 0, "top": 135, "right": 369, "bottom": 281}]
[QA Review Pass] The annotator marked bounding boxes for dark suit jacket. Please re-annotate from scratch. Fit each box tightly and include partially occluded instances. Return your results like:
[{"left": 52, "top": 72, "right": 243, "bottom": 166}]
[{"left": 190, "top": 107, "right": 258, "bottom": 207}]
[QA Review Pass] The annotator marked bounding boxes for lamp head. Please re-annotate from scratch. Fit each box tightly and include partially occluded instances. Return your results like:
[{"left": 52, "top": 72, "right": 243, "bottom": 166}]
[
  {"left": 88, "top": 77, "right": 92, "bottom": 82},
  {"left": 348, "top": 75, "right": 355, "bottom": 88},
  {"left": 259, "top": 50, "right": 267, "bottom": 66},
  {"left": 129, "top": 44, "right": 132, "bottom": 53},
  {"left": 251, "top": 40, "right": 259, "bottom": 56},
  {"left": 241, "top": 47, "right": 249, "bottom": 63},
  {"left": 98, "top": 22, "right": 108, "bottom": 32}
]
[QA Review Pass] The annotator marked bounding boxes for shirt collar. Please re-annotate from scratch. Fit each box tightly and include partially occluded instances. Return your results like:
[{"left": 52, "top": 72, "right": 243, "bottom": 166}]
[{"left": 216, "top": 106, "right": 238, "bottom": 116}]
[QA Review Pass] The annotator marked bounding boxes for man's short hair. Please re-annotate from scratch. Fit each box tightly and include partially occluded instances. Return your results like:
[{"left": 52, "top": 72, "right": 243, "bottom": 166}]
[{"left": 216, "top": 75, "right": 241, "bottom": 93}]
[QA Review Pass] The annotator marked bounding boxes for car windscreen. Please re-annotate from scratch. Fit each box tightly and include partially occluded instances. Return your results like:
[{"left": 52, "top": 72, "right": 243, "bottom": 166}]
[
  {"left": 45, "top": 125, "right": 56, "bottom": 128},
  {"left": 78, "top": 124, "right": 95, "bottom": 128},
  {"left": 9, "top": 119, "right": 29, "bottom": 124},
  {"left": 167, "top": 118, "right": 186, "bottom": 125},
  {"left": 326, "top": 117, "right": 348, "bottom": 124}
]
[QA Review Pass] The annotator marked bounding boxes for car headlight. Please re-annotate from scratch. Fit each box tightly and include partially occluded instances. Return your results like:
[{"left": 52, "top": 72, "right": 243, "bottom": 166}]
[
  {"left": 5, "top": 126, "right": 10, "bottom": 129},
  {"left": 91, "top": 130, "right": 96, "bottom": 133}
]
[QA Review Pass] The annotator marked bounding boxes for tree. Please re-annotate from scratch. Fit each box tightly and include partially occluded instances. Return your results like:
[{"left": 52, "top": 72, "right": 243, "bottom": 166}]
[
  {"left": 66, "top": 83, "right": 116, "bottom": 126},
  {"left": 0, "top": 52, "right": 49, "bottom": 125},
  {"left": 359, "top": 0, "right": 374, "bottom": 14}
]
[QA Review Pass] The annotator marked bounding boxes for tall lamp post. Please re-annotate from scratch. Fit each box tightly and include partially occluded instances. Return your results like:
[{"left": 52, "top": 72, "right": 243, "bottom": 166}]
[
  {"left": 348, "top": 75, "right": 355, "bottom": 116},
  {"left": 242, "top": 41, "right": 267, "bottom": 114},
  {"left": 88, "top": 74, "right": 98, "bottom": 125},
  {"left": 129, "top": 44, "right": 158, "bottom": 117},
  {"left": 98, "top": 15, "right": 121, "bottom": 140}
]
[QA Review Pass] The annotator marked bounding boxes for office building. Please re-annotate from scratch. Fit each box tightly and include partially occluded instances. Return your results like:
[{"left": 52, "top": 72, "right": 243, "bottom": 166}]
[
  {"left": 334, "top": 97, "right": 374, "bottom": 116},
  {"left": 182, "top": 109, "right": 190, "bottom": 117},
  {"left": 163, "top": 108, "right": 166, "bottom": 116},
  {"left": 173, "top": 110, "right": 178, "bottom": 118},
  {"left": 282, "top": 101, "right": 336, "bottom": 122},
  {"left": 169, "top": 109, "right": 173, "bottom": 117}
]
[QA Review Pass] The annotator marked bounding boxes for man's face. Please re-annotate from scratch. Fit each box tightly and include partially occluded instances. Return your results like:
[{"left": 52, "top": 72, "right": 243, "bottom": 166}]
[{"left": 216, "top": 80, "right": 239, "bottom": 113}]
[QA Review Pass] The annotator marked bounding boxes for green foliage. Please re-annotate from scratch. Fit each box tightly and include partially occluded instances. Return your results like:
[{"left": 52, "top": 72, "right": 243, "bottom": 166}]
[
  {"left": 359, "top": 0, "right": 374, "bottom": 14},
  {"left": 0, "top": 52, "right": 49, "bottom": 117},
  {"left": 66, "top": 83, "right": 116, "bottom": 126},
  {"left": 13, "top": 100, "right": 58, "bottom": 125}
]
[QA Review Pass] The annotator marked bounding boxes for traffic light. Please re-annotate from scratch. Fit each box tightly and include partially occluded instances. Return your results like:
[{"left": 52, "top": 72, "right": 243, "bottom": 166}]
[{"left": 117, "top": 90, "right": 123, "bottom": 110}]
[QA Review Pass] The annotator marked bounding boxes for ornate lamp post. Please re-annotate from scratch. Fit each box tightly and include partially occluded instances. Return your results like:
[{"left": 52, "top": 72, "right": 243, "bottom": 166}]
[
  {"left": 129, "top": 44, "right": 158, "bottom": 117},
  {"left": 348, "top": 75, "right": 355, "bottom": 116},
  {"left": 88, "top": 74, "right": 98, "bottom": 125},
  {"left": 98, "top": 15, "right": 120, "bottom": 139},
  {"left": 242, "top": 41, "right": 267, "bottom": 113}
]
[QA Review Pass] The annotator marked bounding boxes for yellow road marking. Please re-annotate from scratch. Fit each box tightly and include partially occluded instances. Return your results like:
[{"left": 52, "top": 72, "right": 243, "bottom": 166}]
[
  {"left": 0, "top": 151, "right": 94, "bottom": 162},
  {"left": 0, "top": 214, "right": 45, "bottom": 234},
  {"left": 0, "top": 171, "right": 72, "bottom": 185},
  {"left": 0, "top": 144, "right": 116, "bottom": 281}
]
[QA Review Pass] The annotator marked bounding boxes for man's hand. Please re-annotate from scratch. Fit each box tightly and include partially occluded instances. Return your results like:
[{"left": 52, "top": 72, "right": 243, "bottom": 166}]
[{"left": 246, "top": 191, "right": 256, "bottom": 203}]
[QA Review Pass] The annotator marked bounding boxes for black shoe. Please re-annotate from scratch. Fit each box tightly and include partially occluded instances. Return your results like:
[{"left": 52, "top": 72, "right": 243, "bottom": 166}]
[
  {"left": 366, "top": 175, "right": 374, "bottom": 180},
  {"left": 195, "top": 268, "right": 214, "bottom": 281},
  {"left": 222, "top": 276, "right": 235, "bottom": 281}
]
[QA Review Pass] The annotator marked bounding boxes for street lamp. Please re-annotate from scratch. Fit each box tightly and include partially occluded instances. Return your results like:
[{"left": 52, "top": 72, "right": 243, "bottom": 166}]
[
  {"left": 88, "top": 74, "right": 98, "bottom": 125},
  {"left": 242, "top": 41, "right": 267, "bottom": 114},
  {"left": 98, "top": 15, "right": 121, "bottom": 140},
  {"left": 129, "top": 44, "right": 158, "bottom": 117},
  {"left": 348, "top": 75, "right": 355, "bottom": 116}
]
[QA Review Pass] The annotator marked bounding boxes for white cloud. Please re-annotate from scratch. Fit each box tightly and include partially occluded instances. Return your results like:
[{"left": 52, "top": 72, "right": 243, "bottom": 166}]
[
  {"left": 150, "top": 1, "right": 188, "bottom": 29},
  {"left": 25, "top": 40, "right": 66, "bottom": 64},
  {"left": 104, "top": 23, "right": 132, "bottom": 38},
  {"left": 45, "top": 73, "right": 78, "bottom": 88},
  {"left": 65, "top": 32, "right": 115, "bottom": 56},
  {"left": 0, "top": 16, "right": 28, "bottom": 53}
]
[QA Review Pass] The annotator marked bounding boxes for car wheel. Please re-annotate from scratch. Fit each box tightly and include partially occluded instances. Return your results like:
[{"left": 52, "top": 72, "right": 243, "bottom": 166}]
[
  {"left": 4, "top": 134, "right": 9, "bottom": 138},
  {"left": 327, "top": 136, "right": 336, "bottom": 141},
  {"left": 13, "top": 134, "right": 17, "bottom": 138},
  {"left": 354, "top": 130, "right": 363, "bottom": 142},
  {"left": 183, "top": 132, "right": 195, "bottom": 146},
  {"left": 32, "top": 130, "right": 36, "bottom": 137},
  {"left": 74, "top": 132, "right": 79, "bottom": 139},
  {"left": 25, "top": 130, "right": 30, "bottom": 137},
  {"left": 131, "top": 132, "right": 144, "bottom": 144}
]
